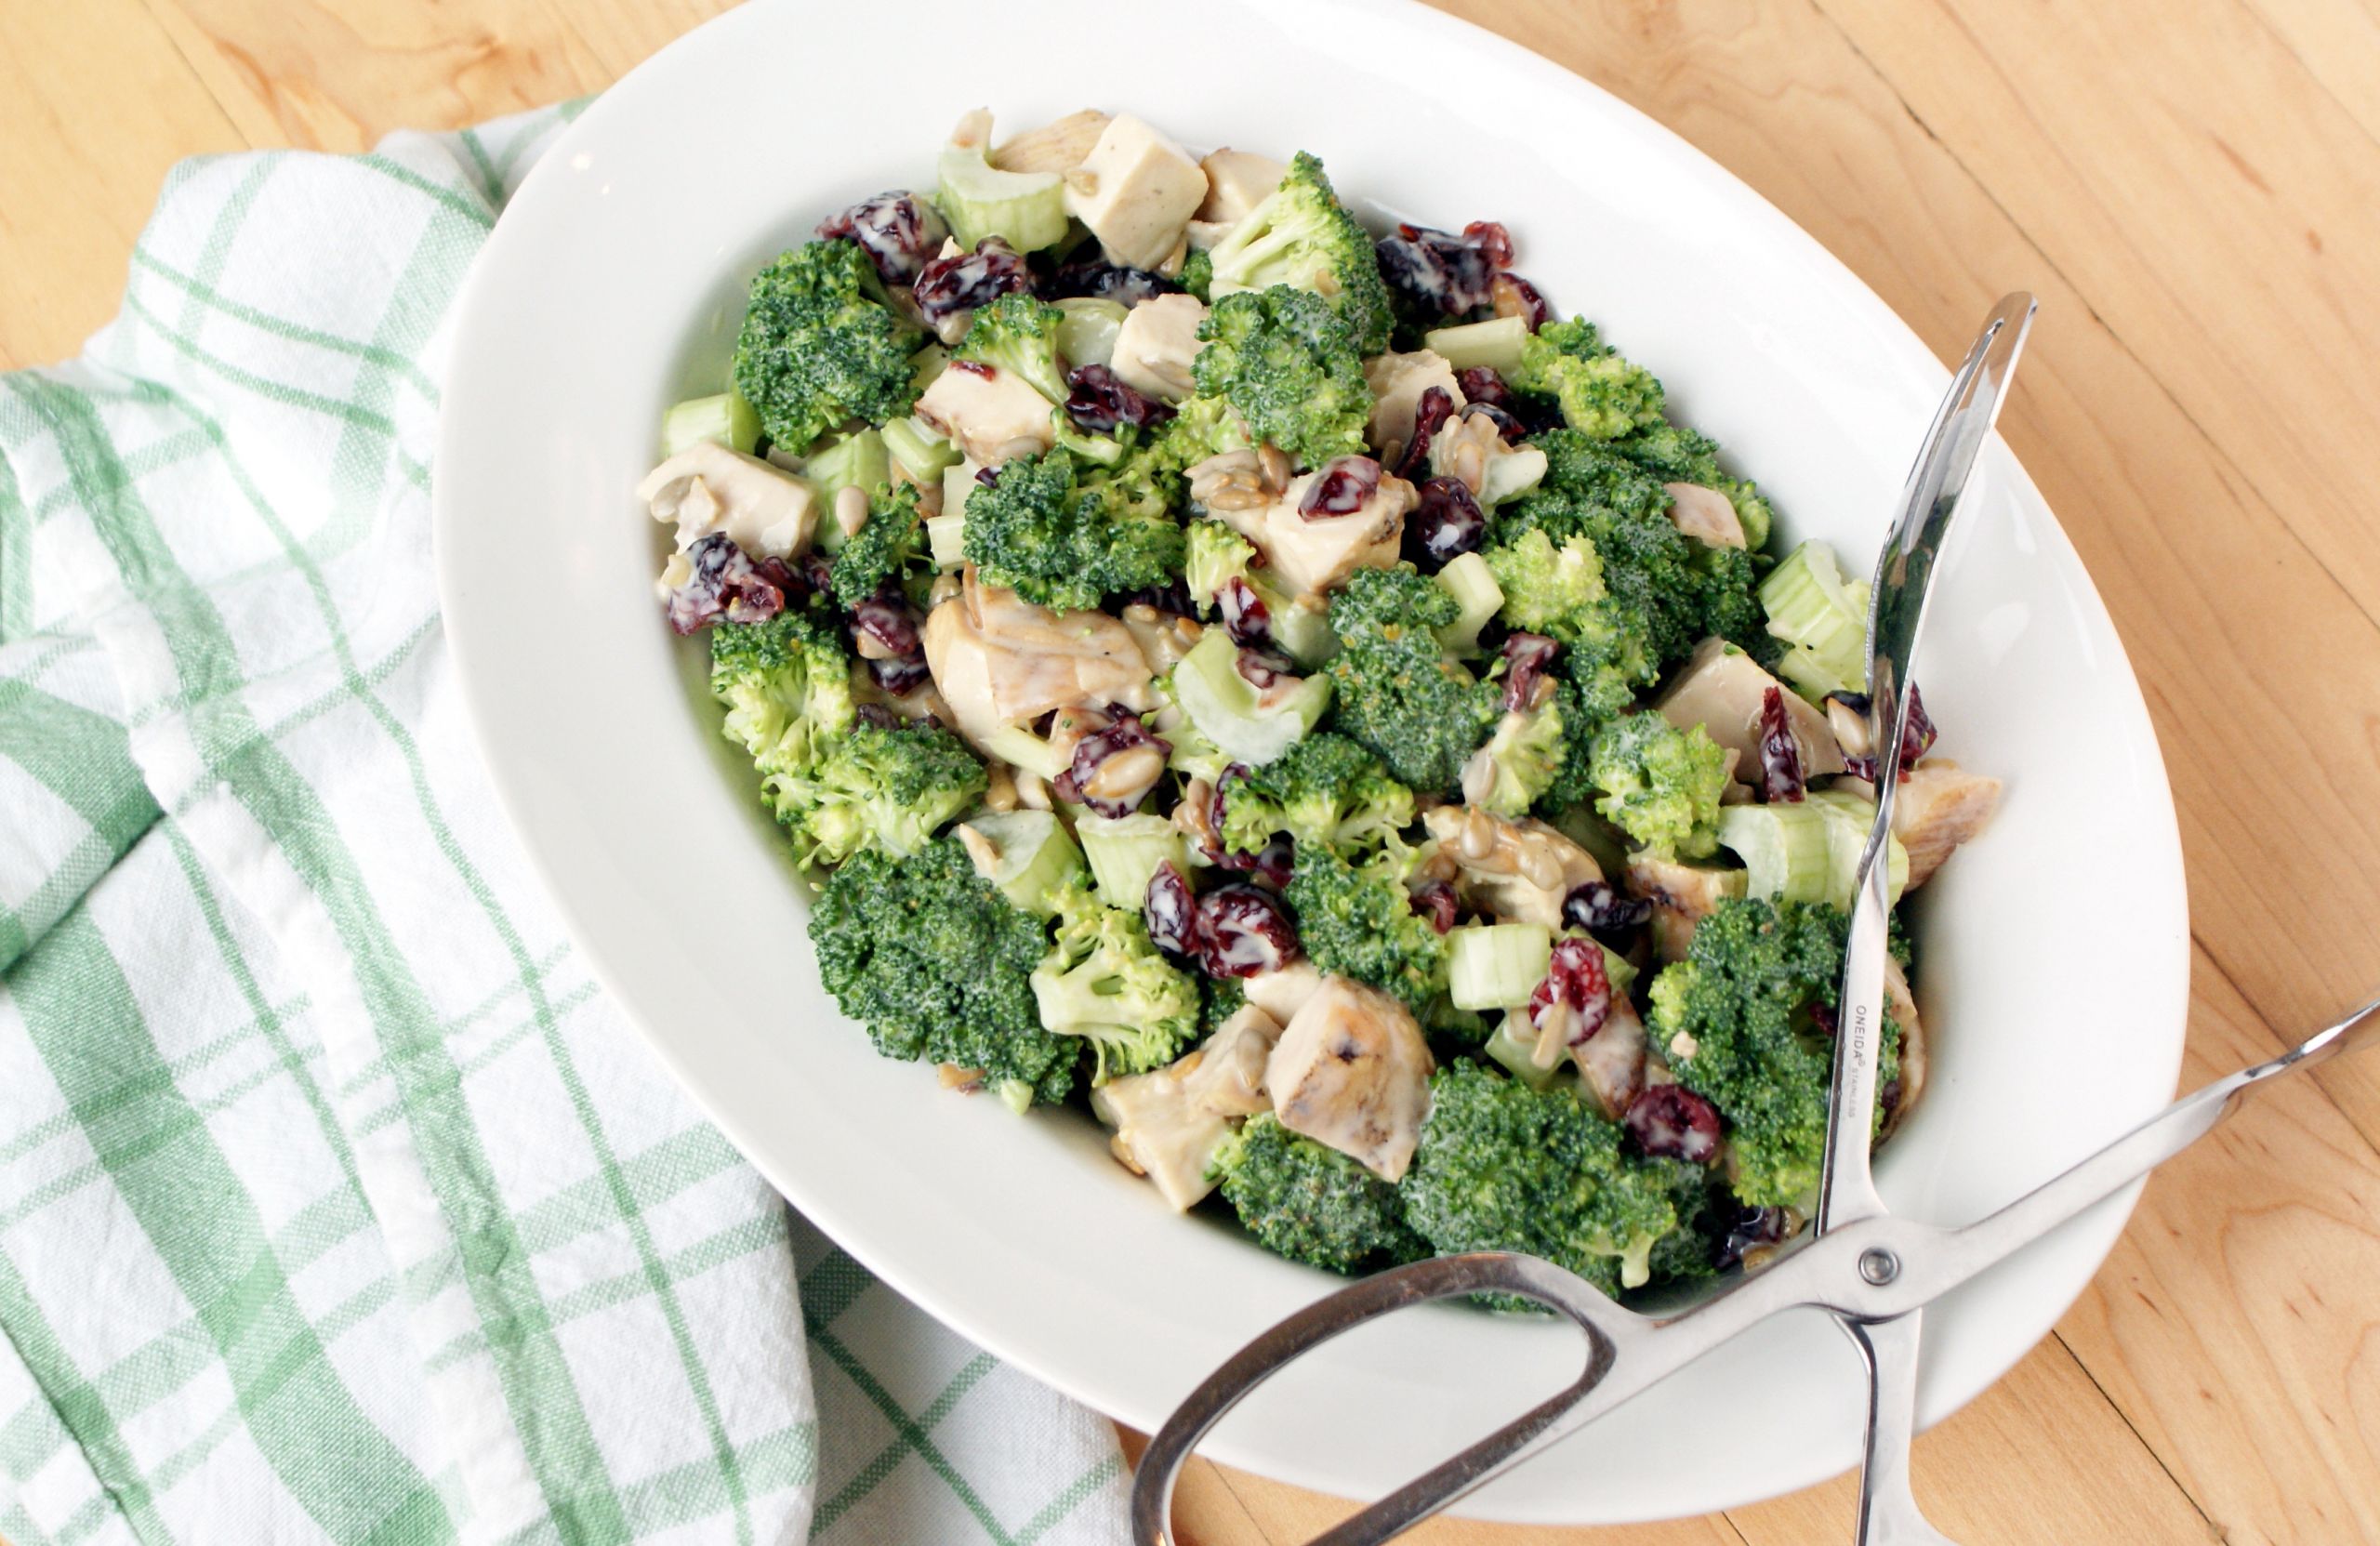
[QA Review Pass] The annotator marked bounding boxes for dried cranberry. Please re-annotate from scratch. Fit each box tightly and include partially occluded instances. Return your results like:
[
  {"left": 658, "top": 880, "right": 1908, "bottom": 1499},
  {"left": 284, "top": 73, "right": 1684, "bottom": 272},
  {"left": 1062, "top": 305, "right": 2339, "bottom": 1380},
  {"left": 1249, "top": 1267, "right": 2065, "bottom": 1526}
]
[
  {"left": 1298, "top": 456, "right": 1382, "bottom": 518},
  {"left": 1038, "top": 258, "right": 1177, "bottom": 308},
  {"left": 1373, "top": 221, "right": 1510, "bottom": 321},
  {"left": 1489, "top": 271, "right": 1554, "bottom": 332},
  {"left": 1410, "top": 880, "right": 1459, "bottom": 935},
  {"left": 867, "top": 654, "right": 931, "bottom": 696},
  {"left": 1050, "top": 710, "right": 1170, "bottom": 818},
  {"left": 1407, "top": 477, "right": 1487, "bottom": 572},
  {"left": 850, "top": 591, "right": 921, "bottom": 658},
  {"left": 664, "top": 533, "right": 792, "bottom": 634},
  {"left": 1457, "top": 367, "right": 1514, "bottom": 412},
  {"left": 1715, "top": 1204, "right": 1796, "bottom": 1272},
  {"left": 1495, "top": 632, "right": 1557, "bottom": 714},
  {"left": 1144, "top": 862, "right": 1199, "bottom": 959},
  {"left": 1394, "top": 386, "right": 1456, "bottom": 482},
  {"left": 1831, "top": 687, "right": 1937, "bottom": 782},
  {"left": 1195, "top": 883, "right": 1301, "bottom": 978},
  {"left": 914, "top": 237, "right": 1029, "bottom": 326},
  {"left": 1119, "top": 579, "right": 1196, "bottom": 617},
  {"left": 799, "top": 550, "right": 838, "bottom": 602},
  {"left": 973, "top": 461, "right": 1002, "bottom": 486},
  {"left": 1528, "top": 936, "right": 1613, "bottom": 1048},
  {"left": 1063, "top": 363, "right": 1173, "bottom": 435},
  {"left": 1234, "top": 645, "right": 1298, "bottom": 689},
  {"left": 853, "top": 703, "right": 903, "bottom": 730},
  {"left": 949, "top": 358, "right": 995, "bottom": 379},
  {"left": 1624, "top": 1084, "right": 1723, "bottom": 1164},
  {"left": 1219, "top": 577, "right": 1273, "bottom": 648},
  {"left": 1220, "top": 831, "right": 1294, "bottom": 891},
  {"left": 1810, "top": 1001, "right": 1839, "bottom": 1039},
  {"left": 1562, "top": 879, "right": 1651, "bottom": 940},
  {"left": 815, "top": 191, "right": 947, "bottom": 285},
  {"left": 1757, "top": 687, "right": 1807, "bottom": 803}
]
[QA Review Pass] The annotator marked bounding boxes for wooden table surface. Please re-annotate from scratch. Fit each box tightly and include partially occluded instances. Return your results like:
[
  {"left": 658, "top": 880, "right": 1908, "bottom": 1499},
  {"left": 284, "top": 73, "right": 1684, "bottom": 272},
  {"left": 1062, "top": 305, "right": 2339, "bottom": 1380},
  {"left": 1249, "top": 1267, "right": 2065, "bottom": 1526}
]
[{"left": 8, "top": 1, "right": 2378, "bottom": 1541}]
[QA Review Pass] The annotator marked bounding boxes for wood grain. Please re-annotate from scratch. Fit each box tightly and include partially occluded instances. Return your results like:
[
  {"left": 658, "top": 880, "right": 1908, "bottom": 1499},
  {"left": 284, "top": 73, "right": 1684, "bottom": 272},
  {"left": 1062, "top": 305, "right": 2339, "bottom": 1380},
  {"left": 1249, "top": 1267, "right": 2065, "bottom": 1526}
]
[{"left": 5, "top": 0, "right": 2377, "bottom": 1540}]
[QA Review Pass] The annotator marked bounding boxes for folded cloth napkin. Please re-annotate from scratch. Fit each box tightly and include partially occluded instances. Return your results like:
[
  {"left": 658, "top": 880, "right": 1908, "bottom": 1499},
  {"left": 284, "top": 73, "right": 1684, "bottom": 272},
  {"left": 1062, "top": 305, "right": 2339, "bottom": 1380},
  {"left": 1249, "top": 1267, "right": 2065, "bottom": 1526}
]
[{"left": 0, "top": 106, "right": 1129, "bottom": 1545}]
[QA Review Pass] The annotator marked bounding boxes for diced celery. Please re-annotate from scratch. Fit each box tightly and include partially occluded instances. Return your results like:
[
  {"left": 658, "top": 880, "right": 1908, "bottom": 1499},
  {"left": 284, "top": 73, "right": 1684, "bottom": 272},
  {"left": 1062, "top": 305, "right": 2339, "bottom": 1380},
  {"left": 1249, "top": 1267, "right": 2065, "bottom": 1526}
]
[
  {"left": 1432, "top": 551, "right": 1504, "bottom": 657},
  {"left": 1448, "top": 923, "right": 1553, "bottom": 1011},
  {"left": 925, "top": 513, "right": 968, "bottom": 571},
  {"left": 1807, "top": 788, "right": 1910, "bottom": 907},
  {"left": 1476, "top": 443, "right": 1547, "bottom": 508},
  {"left": 956, "top": 809, "right": 1084, "bottom": 916},
  {"left": 1759, "top": 541, "right": 1871, "bottom": 701},
  {"left": 997, "top": 1079, "right": 1035, "bottom": 1115},
  {"left": 883, "top": 415, "right": 961, "bottom": 482},
  {"left": 1482, "top": 1014, "right": 1562, "bottom": 1089},
  {"left": 659, "top": 390, "right": 760, "bottom": 457},
  {"left": 1075, "top": 812, "right": 1187, "bottom": 912},
  {"left": 1160, "top": 702, "right": 1234, "bottom": 786},
  {"left": 910, "top": 342, "right": 951, "bottom": 397},
  {"left": 936, "top": 144, "right": 1069, "bottom": 253},
  {"left": 1170, "top": 628, "right": 1331, "bottom": 766},
  {"left": 983, "top": 723, "right": 1064, "bottom": 782},
  {"left": 1055, "top": 297, "right": 1130, "bottom": 370},
  {"left": 1716, "top": 803, "right": 1833, "bottom": 905},
  {"left": 1423, "top": 315, "right": 1529, "bottom": 374}
]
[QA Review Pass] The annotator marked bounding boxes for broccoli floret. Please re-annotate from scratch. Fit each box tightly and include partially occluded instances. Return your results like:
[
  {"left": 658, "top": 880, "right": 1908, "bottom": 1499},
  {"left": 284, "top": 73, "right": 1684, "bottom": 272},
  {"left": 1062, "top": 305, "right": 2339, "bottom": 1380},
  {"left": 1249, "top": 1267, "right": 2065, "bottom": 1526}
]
[
  {"left": 1283, "top": 843, "right": 1448, "bottom": 1018},
  {"left": 1144, "top": 392, "right": 1251, "bottom": 481},
  {"left": 961, "top": 447, "right": 1185, "bottom": 613},
  {"left": 1322, "top": 565, "right": 1501, "bottom": 792},
  {"left": 811, "top": 839, "right": 1078, "bottom": 1105},
  {"left": 1587, "top": 713, "right": 1728, "bottom": 859},
  {"left": 1644, "top": 1157, "right": 1729, "bottom": 1286},
  {"left": 1183, "top": 518, "right": 1255, "bottom": 609},
  {"left": 765, "top": 718, "right": 985, "bottom": 868},
  {"left": 830, "top": 482, "right": 929, "bottom": 607},
  {"left": 1505, "top": 318, "right": 1665, "bottom": 442},
  {"left": 709, "top": 606, "right": 854, "bottom": 777},
  {"left": 1205, "top": 152, "right": 1395, "bottom": 353},
  {"left": 734, "top": 239, "right": 923, "bottom": 453},
  {"left": 1466, "top": 699, "right": 1568, "bottom": 818},
  {"left": 1401, "top": 1063, "right": 1680, "bottom": 1296},
  {"left": 1613, "top": 421, "right": 1775, "bottom": 551},
  {"left": 1176, "top": 246, "right": 1214, "bottom": 304},
  {"left": 1191, "top": 286, "right": 1371, "bottom": 471},
  {"left": 1508, "top": 430, "right": 1676, "bottom": 535},
  {"left": 1483, "top": 527, "right": 1653, "bottom": 707},
  {"left": 1646, "top": 897, "right": 1897, "bottom": 1207},
  {"left": 1219, "top": 732, "right": 1416, "bottom": 859},
  {"left": 953, "top": 293, "right": 1070, "bottom": 405},
  {"left": 1198, "top": 973, "right": 1248, "bottom": 1036},
  {"left": 1211, "top": 1114, "right": 1430, "bottom": 1274},
  {"left": 1031, "top": 880, "right": 1201, "bottom": 1082}
]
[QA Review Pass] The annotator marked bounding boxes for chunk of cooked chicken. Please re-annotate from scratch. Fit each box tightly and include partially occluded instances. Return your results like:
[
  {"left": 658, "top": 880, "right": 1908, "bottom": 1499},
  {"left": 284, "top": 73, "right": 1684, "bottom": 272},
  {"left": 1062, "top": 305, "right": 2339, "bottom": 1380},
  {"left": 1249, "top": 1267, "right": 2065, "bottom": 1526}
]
[
  {"left": 1428, "top": 405, "right": 1545, "bottom": 503},
  {"left": 1109, "top": 293, "right": 1207, "bottom": 404},
  {"left": 1362, "top": 350, "right": 1463, "bottom": 469},
  {"left": 1064, "top": 114, "right": 1209, "bottom": 271},
  {"left": 1574, "top": 997, "right": 1648, "bottom": 1121},
  {"left": 1091, "top": 1063, "right": 1235, "bottom": 1212},
  {"left": 1422, "top": 806, "right": 1603, "bottom": 928},
  {"left": 1880, "top": 953, "right": 1926, "bottom": 1141},
  {"left": 1181, "top": 1004, "right": 1284, "bottom": 1118},
  {"left": 1893, "top": 760, "right": 2002, "bottom": 888},
  {"left": 1664, "top": 482, "right": 1745, "bottom": 549},
  {"left": 1197, "top": 149, "right": 1289, "bottom": 226},
  {"left": 639, "top": 442, "right": 818, "bottom": 591},
  {"left": 1265, "top": 976, "right": 1435, "bottom": 1183},
  {"left": 991, "top": 110, "right": 1110, "bottom": 174},
  {"left": 922, "top": 570, "right": 1156, "bottom": 748},
  {"left": 1216, "top": 464, "right": 1414, "bottom": 598},
  {"left": 1624, "top": 852, "right": 1749, "bottom": 962},
  {"left": 1242, "top": 960, "right": 1324, "bottom": 1025},
  {"left": 915, "top": 362, "right": 1058, "bottom": 467},
  {"left": 1656, "top": 638, "right": 1845, "bottom": 779}
]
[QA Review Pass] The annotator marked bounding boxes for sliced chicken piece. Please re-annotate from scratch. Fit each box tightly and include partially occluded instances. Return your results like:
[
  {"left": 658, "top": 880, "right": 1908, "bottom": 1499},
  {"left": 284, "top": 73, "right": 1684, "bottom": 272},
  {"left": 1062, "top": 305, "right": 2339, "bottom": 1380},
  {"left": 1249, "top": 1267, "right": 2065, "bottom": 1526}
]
[
  {"left": 992, "top": 110, "right": 1110, "bottom": 174},
  {"left": 1892, "top": 760, "right": 2002, "bottom": 888},
  {"left": 1242, "top": 960, "right": 1324, "bottom": 1026},
  {"left": 1064, "top": 114, "right": 1208, "bottom": 271},
  {"left": 1624, "top": 852, "right": 1750, "bottom": 962},
  {"left": 914, "top": 362, "right": 1057, "bottom": 467},
  {"left": 922, "top": 570, "right": 1156, "bottom": 748},
  {"left": 1091, "top": 1064, "right": 1235, "bottom": 1212},
  {"left": 1428, "top": 406, "right": 1546, "bottom": 505},
  {"left": 1362, "top": 350, "right": 1463, "bottom": 469},
  {"left": 1656, "top": 637, "right": 1846, "bottom": 779},
  {"left": 1219, "top": 464, "right": 1413, "bottom": 598},
  {"left": 1181, "top": 1004, "right": 1284, "bottom": 1118},
  {"left": 1664, "top": 482, "right": 1746, "bottom": 549},
  {"left": 639, "top": 442, "right": 818, "bottom": 587},
  {"left": 1109, "top": 293, "right": 1208, "bottom": 404},
  {"left": 1572, "top": 996, "right": 1648, "bottom": 1122},
  {"left": 1196, "top": 149, "right": 1288, "bottom": 226},
  {"left": 1880, "top": 954, "right": 1926, "bottom": 1141},
  {"left": 1422, "top": 806, "right": 1603, "bottom": 928},
  {"left": 1265, "top": 977, "right": 1435, "bottom": 1183}
]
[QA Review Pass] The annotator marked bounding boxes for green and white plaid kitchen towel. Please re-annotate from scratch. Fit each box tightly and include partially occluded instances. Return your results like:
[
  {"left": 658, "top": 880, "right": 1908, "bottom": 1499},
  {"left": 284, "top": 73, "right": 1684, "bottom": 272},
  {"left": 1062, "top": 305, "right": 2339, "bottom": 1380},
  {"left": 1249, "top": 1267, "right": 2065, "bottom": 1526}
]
[{"left": 0, "top": 105, "right": 1130, "bottom": 1545}]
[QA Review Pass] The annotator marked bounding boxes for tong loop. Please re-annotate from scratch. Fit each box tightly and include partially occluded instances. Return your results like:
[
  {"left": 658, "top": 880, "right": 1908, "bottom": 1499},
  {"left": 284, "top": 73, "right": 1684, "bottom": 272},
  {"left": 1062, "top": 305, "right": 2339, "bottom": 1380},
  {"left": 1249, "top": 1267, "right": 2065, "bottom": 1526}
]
[{"left": 1130, "top": 1252, "right": 1620, "bottom": 1546}]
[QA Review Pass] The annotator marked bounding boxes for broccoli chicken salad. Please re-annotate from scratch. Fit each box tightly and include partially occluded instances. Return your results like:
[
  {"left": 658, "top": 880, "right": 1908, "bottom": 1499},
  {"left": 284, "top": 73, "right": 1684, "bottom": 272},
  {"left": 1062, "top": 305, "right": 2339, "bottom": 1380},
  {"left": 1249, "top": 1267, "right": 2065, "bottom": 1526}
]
[{"left": 640, "top": 108, "right": 2004, "bottom": 1297}]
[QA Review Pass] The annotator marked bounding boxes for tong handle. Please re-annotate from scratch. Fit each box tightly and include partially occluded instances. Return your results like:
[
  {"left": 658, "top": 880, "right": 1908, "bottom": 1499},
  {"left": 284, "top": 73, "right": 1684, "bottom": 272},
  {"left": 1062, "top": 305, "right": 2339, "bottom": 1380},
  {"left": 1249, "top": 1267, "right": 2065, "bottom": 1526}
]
[{"left": 1130, "top": 1253, "right": 1620, "bottom": 1546}]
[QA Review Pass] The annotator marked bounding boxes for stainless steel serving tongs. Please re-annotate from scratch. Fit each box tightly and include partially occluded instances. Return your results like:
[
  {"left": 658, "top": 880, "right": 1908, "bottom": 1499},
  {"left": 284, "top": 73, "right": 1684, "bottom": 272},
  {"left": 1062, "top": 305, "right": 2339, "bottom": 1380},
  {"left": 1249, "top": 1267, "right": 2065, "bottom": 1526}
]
[{"left": 1130, "top": 297, "right": 2380, "bottom": 1544}]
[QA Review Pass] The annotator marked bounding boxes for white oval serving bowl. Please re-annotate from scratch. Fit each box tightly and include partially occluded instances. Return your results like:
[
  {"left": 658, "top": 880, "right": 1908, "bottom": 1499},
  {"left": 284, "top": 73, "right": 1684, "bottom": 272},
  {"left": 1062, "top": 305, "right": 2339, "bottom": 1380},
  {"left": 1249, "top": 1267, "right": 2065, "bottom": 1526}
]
[{"left": 433, "top": 0, "right": 2189, "bottom": 1522}]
